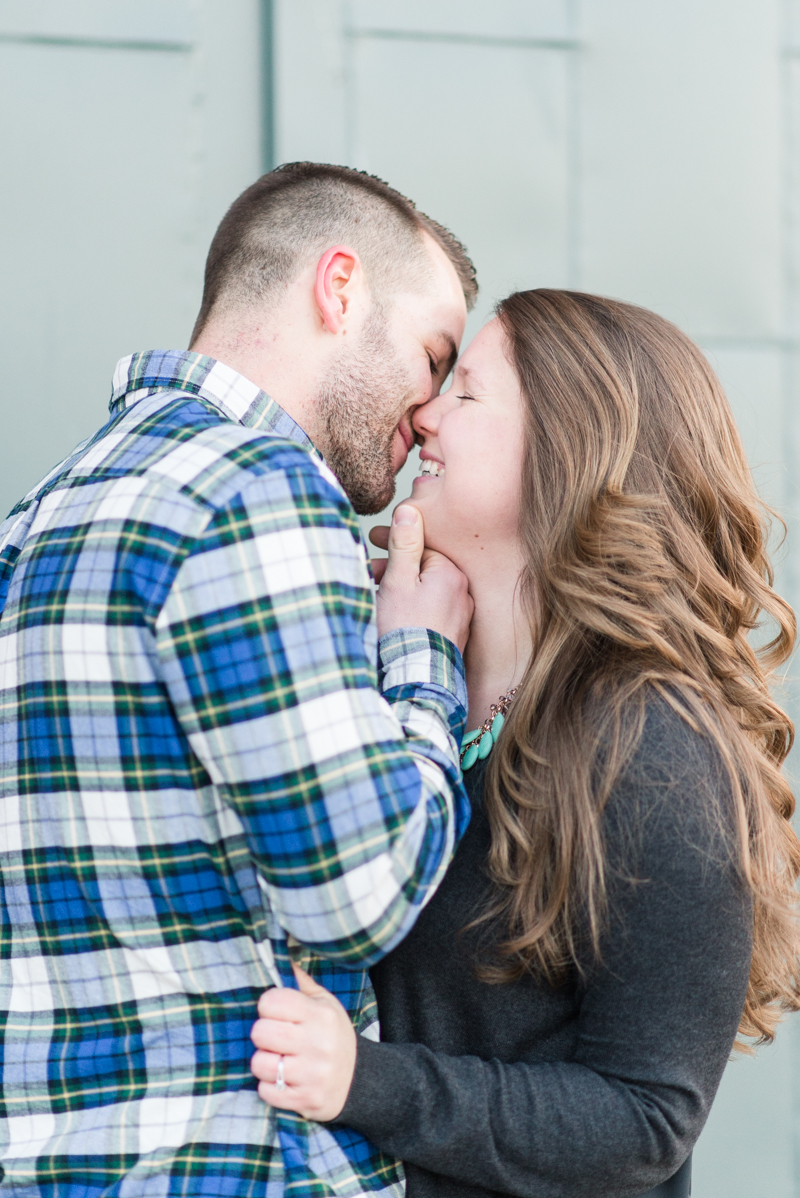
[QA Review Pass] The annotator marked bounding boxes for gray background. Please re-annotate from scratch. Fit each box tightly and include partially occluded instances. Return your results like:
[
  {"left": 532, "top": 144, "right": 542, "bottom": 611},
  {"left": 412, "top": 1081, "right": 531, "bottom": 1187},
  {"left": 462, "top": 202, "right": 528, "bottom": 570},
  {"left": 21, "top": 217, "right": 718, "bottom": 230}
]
[{"left": 0, "top": 1, "right": 797, "bottom": 1192}]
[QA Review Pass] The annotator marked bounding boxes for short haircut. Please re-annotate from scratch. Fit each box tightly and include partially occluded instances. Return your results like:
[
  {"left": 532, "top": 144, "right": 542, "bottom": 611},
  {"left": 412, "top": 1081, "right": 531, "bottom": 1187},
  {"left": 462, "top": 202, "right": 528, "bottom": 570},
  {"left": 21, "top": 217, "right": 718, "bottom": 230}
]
[{"left": 191, "top": 162, "right": 478, "bottom": 342}]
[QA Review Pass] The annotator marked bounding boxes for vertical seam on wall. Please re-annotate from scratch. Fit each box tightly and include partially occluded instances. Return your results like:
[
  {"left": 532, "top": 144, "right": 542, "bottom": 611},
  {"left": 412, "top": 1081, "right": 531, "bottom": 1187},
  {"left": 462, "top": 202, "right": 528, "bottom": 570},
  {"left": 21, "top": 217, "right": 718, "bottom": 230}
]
[
  {"left": 779, "top": 0, "right": 799, "bottom": 636},
  {"left": 779, "top": 14, "right": 800, "bottom": 1172},
  {"left": 184, "top": 0, "right": 204, "bottom": 337},
  {"left": 566, "top": 0, "right": 582, "bottom": 290},
  {"left": 343, "top": 0, "right": 356, "bottom": 167},
  {"left": 260, "top": 0, "right": 275, "bottom": 172}
]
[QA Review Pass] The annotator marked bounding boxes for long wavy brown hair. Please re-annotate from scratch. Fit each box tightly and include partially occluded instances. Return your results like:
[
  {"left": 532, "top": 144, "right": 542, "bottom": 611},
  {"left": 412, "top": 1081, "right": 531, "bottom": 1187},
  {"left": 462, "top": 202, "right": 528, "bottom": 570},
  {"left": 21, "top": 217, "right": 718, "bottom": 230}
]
[{"left": 483, "top": 289, "right": 800, "bottom": 1045}]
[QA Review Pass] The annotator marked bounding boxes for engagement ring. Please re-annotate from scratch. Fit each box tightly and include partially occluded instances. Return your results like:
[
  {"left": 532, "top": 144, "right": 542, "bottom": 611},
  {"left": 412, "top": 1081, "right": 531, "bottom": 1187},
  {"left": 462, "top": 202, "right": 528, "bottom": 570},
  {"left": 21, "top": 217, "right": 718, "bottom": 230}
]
[{"left": 275, "top": 1055, "right": 286, "bottom": 1091}]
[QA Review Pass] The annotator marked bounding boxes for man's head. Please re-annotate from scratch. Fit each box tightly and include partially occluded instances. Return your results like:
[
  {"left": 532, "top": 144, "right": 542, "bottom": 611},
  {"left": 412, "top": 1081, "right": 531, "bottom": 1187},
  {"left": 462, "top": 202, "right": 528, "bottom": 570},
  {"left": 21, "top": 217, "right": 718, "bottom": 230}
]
[{"left": 191, "top": 163, "right": 476, "bottom": 513}]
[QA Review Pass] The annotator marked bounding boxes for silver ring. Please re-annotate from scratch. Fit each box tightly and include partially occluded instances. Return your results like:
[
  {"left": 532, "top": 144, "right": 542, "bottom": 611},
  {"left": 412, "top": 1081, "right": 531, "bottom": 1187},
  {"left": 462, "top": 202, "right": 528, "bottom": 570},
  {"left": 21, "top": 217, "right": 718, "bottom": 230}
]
[{"left": 275, "top": 1055, "right": 286, "bottom": 1091}]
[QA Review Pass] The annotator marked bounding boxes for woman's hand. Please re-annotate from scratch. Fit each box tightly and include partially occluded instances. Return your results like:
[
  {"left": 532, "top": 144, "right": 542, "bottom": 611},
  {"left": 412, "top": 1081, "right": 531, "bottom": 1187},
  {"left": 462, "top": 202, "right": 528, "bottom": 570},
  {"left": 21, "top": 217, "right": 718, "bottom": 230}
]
[{"left": 250, "top": 963, "right": 357, "bottom": 1122}]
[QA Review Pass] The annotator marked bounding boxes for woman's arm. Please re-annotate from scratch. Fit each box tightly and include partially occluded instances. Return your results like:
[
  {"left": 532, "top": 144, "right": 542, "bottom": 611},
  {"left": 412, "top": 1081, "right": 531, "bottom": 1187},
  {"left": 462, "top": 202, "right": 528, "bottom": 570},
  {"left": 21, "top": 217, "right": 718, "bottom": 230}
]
[{"left": 253, "top": 706, "right": 753, "bottom": 1196}]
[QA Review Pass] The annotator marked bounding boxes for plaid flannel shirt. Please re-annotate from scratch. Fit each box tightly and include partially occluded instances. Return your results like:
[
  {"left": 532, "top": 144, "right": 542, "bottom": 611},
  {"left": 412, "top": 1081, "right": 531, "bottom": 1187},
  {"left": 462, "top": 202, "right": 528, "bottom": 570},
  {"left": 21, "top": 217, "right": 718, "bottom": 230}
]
[{"left": 0, "top": 350, "right": 469, "bottom": 1197}]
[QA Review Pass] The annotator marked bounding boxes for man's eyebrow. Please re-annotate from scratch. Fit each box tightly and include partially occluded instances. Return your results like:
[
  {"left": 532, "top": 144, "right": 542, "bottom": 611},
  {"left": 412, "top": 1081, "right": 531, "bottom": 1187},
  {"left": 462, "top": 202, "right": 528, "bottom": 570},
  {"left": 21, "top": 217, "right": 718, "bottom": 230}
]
[{"left": 436, "top": 333, "right": 458, "bottom": 377}]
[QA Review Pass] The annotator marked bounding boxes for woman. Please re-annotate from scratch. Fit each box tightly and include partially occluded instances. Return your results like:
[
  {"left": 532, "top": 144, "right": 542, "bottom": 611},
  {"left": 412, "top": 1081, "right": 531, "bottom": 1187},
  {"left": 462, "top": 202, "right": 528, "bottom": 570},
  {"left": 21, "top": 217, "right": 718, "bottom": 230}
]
[{"left": 250, "top": 291, "right": 800, "bottom": 1197}]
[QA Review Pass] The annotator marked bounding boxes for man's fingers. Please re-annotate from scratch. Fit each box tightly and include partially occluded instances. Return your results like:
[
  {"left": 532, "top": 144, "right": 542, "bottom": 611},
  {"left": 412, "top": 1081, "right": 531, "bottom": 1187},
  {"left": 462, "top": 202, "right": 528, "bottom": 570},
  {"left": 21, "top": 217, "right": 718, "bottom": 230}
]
[
  {"left": 376, "top": 533, "right": 474, "bottom": 649},
  {"left": 418, "top": 546, "right": 465, "bottom": 575},
  {"left": 383, "top": 505, "right": 424, "bottom": 580},
  {"left": 368, "top": 525, "right": 390, "bottom": 550},
  {"left": 370, "top": 558, "right": 387, "bottom": 584},
  {"left": 388, "top": 504, "right": 423, "bottom": 549}
]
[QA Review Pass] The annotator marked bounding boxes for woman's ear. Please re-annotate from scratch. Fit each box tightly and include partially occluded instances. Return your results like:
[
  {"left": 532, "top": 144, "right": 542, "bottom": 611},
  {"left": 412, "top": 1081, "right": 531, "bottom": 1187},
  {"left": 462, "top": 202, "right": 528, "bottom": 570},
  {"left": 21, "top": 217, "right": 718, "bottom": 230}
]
[{"left": 314, "top": 245, "right": 365, "bottom": 334}]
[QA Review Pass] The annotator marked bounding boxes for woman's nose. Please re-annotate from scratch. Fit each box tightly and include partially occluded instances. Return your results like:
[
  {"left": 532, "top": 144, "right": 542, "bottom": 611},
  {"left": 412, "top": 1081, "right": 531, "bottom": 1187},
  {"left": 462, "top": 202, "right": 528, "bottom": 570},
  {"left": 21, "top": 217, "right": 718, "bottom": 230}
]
[{"left": 412, "top": 393, "right": 443, "bottom": 439}]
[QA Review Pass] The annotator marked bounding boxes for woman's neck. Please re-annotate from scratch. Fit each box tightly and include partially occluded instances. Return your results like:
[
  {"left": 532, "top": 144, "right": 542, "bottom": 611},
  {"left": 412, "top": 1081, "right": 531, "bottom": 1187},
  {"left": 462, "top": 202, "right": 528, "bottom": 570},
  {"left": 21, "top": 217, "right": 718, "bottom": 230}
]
[{"left": 462, "top": 554, "right": 532, "bottom": 730}]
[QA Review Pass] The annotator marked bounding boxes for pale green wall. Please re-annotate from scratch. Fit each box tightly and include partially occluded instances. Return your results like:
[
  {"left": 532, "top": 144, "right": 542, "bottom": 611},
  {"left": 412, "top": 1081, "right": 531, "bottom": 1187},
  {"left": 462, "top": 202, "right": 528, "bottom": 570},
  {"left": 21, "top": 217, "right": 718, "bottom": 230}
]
[
  {"left": 0, "top": 1, "right": 797, "bottom": 1192},
  {"left": 0, "top": 0, "right": 263, "bottom": 517}
]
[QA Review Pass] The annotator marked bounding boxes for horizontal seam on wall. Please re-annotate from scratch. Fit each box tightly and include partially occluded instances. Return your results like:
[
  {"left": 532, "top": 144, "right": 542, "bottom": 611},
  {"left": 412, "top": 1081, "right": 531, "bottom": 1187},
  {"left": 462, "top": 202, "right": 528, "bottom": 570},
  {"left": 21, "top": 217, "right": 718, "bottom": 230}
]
[
  {"left": 0, "top": 32, "right": 192, "bottom": 53},
  {"left": 348, "top": 29, "right": 579, "bottom": 52}
]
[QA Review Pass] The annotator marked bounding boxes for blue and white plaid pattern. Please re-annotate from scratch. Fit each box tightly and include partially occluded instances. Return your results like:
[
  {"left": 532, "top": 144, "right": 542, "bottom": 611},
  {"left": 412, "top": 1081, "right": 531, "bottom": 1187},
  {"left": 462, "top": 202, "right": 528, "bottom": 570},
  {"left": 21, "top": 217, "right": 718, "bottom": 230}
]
[{"left": 0, "top": 351, "right": 469, "bottom": 1196}]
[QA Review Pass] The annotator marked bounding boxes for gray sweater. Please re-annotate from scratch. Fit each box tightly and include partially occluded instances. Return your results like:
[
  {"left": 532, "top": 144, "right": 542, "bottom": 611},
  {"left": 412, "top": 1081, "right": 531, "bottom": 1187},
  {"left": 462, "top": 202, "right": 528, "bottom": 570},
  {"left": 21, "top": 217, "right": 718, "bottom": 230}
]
[{"left": 338, "top": 697, "right": 753, "bottom": 1197}]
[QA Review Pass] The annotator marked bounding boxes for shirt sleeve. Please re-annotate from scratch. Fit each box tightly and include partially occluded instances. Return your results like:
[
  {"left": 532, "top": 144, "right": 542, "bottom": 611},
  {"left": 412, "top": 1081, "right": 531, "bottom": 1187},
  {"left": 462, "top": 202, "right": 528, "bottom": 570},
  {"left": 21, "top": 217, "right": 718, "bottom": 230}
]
[
  {"left": 154, "top": 448, "right": 470, "bottom": 966},
  {"left": 338, "top": 709, "right": 754, "bottom": 1196}
]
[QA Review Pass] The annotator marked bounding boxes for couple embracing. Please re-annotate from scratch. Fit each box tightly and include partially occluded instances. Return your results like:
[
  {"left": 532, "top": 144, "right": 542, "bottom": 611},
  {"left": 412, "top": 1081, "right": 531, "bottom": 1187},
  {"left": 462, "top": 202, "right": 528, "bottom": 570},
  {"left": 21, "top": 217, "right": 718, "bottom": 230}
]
[{"left": 1, "top": 162, "right": 798, "bottom": 1198}]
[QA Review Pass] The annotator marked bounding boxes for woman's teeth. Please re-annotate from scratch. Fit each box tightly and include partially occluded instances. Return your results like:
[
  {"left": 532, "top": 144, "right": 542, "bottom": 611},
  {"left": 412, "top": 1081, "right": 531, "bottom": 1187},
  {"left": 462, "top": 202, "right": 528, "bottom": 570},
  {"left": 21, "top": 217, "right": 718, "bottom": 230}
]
[{"left": 419, "top": 459, "right": 444, "bottom": 477}]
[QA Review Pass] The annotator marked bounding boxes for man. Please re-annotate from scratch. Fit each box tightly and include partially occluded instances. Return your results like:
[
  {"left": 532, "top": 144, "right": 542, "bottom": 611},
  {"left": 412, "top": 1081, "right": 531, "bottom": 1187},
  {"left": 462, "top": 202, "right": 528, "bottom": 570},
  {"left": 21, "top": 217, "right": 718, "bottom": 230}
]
[{"left": 0, "top": 164, "right": 476, "bottom": 1195}]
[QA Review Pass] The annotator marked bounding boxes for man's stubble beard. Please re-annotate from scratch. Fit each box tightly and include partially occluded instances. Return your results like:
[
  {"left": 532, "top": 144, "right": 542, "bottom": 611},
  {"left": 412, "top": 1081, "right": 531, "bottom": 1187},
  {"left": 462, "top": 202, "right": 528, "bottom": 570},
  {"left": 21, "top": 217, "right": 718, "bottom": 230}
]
[{"left": 315, "top": 310, "right": 416, "bottom": 516}]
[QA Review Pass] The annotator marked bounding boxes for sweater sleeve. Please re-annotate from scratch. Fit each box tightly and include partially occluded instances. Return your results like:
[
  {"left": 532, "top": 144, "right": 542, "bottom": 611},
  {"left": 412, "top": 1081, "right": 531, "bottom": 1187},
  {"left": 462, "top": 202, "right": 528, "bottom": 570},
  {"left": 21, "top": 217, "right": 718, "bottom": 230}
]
[{"left": 338, "top": 703, "right": 754, "bottom": 1197}]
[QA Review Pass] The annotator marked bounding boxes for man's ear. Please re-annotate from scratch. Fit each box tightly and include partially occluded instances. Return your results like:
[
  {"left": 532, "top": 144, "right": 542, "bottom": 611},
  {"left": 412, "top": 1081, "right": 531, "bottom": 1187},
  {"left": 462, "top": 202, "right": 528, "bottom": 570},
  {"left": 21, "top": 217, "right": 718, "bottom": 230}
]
[{"left": 315, "top": 245, "right": 365, "bottom": 334}]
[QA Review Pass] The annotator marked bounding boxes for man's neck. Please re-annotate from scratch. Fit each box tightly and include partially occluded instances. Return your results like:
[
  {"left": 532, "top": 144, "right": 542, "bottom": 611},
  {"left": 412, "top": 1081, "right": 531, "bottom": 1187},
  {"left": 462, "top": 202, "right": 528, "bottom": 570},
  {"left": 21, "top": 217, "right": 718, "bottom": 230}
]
[{"left": 191, "top": 307, "right": 325, "bottom": 446}]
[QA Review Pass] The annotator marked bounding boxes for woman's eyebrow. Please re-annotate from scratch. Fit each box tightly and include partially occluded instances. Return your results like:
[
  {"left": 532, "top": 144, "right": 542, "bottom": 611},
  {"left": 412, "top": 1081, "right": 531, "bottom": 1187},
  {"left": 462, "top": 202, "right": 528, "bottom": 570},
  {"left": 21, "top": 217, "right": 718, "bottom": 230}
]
[{"left": 458, "top": 364, "right": 481, "bottom": 389}]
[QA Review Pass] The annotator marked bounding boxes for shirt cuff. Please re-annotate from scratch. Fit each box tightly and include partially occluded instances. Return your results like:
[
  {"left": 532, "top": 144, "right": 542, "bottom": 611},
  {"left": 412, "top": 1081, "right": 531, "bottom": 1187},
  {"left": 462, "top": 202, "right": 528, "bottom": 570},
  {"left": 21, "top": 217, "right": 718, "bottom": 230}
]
[{"left": 378, "top": 627, "right": 467, "bottom": 710}]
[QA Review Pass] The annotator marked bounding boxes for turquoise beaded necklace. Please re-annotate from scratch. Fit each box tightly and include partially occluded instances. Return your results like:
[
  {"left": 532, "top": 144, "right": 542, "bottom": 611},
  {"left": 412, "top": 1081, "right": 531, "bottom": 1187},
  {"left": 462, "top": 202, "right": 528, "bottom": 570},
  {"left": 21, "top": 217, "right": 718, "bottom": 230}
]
[{"left": 460, "top": 687, "right": 518, "bottom": 771}]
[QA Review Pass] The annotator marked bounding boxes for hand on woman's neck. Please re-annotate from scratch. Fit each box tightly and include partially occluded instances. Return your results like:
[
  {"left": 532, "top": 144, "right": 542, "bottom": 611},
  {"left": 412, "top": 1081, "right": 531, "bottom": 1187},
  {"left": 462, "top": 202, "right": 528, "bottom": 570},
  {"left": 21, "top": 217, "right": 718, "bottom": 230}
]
[{"left": 462, "top": 548, "right": 533, "bottom": 730}]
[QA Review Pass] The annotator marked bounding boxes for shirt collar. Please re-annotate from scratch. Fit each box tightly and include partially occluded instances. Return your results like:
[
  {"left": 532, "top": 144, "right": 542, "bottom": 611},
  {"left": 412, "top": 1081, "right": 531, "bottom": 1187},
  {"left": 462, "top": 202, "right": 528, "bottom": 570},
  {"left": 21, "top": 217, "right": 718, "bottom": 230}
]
[{"left": 109, "top": 349, "right": 317, "bottom": 454}]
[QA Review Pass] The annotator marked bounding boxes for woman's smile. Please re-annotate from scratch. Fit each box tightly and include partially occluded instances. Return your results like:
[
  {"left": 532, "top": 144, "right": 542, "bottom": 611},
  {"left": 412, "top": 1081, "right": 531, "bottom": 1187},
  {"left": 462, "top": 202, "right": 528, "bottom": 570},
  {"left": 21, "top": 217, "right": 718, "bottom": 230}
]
[{"left": 417, "top": 451, "right": 444, "bottom": 478}]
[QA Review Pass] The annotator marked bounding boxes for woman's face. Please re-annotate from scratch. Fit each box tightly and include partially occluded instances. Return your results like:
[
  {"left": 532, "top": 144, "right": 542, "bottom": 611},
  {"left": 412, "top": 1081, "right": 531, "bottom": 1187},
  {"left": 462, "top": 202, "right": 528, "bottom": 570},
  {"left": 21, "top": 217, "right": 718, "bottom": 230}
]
[{"left": 409, "top": 317, "right": 526, "bottom": 565}]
